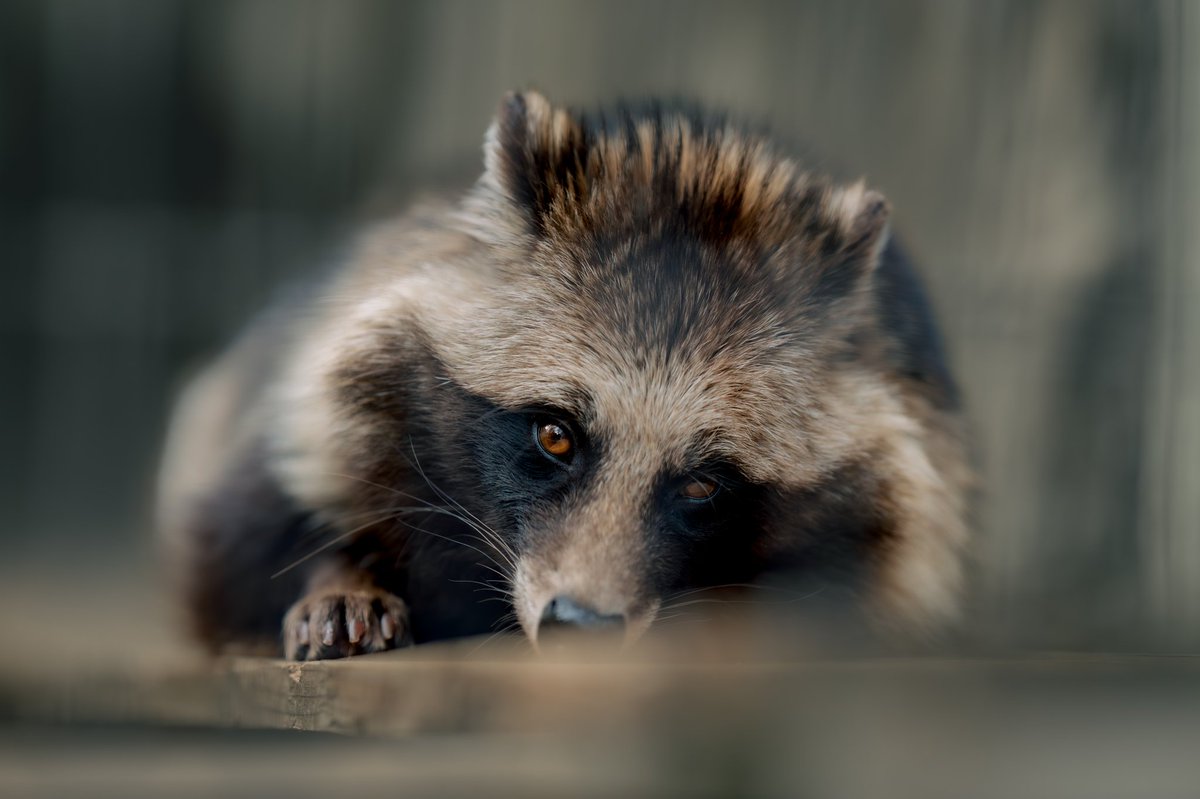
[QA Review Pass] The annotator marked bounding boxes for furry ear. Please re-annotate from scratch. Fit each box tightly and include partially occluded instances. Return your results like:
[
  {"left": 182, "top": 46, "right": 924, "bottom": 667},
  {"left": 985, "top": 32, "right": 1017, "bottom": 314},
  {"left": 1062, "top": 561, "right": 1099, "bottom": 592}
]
[
  {"left": 482, "top": 90, "right": 590, "bottom": 234},
  {"left": 806, "top": 183, "right": 891, "bottom": 303}
]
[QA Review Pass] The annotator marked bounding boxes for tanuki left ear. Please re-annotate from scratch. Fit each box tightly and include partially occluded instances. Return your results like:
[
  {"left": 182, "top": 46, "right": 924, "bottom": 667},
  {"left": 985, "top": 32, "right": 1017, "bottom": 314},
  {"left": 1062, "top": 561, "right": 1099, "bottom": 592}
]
[{"left": 808, "top": 184, "right": 891, "bottom": 303}]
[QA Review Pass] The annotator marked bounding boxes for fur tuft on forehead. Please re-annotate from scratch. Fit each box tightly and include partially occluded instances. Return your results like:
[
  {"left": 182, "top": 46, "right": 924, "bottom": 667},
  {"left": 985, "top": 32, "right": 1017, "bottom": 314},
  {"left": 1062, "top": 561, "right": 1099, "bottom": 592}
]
[
  {"left": 467, "top": 91, "right": 892, "bottom": 311},
  {"left": 477, "top": 91, "right": 886, "bottom": 263}
]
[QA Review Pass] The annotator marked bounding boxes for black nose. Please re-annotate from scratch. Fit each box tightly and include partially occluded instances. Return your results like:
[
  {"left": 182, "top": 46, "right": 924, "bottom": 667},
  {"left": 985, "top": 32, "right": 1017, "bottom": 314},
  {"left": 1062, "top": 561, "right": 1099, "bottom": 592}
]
[{"left": 539, "top": 595, "right": 625, "bottom": 633}]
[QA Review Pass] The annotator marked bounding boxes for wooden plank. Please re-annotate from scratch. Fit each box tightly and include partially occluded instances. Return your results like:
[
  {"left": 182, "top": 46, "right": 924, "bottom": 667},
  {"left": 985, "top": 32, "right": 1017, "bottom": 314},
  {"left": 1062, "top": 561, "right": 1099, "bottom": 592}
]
[
  {"left": 3, "top": 580, "right": 1200, "bottom": 799},
  {"left": 5, "top": 634, "right": 1200, "bottom": 738}
]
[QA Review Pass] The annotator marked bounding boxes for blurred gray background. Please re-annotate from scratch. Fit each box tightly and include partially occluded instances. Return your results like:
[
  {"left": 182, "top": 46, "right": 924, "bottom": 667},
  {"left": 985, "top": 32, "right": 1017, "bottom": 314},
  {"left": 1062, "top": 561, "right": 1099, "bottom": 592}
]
[{"left": 1, "top": 0, "right": 1196, "bottom": 650}]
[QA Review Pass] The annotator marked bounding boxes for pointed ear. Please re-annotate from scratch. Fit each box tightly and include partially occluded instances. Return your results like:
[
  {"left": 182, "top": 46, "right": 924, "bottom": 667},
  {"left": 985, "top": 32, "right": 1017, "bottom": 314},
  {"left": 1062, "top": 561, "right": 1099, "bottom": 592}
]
[
  {"left": 482, "top": 90, "right": 589, "bottom": 233},
  {"left": 808, "top": 184, "right": 891, "bottom": 303}
]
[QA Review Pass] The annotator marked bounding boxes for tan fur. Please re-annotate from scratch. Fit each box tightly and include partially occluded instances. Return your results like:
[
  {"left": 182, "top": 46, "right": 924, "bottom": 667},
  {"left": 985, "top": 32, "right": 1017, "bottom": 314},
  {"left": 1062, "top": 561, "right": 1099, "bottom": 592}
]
[{"left": 158, "top": 325, "right": 283, "bottom": 611}]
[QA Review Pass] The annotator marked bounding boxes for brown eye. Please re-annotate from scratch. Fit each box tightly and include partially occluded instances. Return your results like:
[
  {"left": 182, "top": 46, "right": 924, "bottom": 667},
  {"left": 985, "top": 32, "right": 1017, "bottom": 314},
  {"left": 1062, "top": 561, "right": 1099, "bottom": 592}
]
[
  {"left": 680, "top": 477, "right": 719, "bottom": 501},
  {"left": 534, "top": 420, "right": 574, "bottom": 461}
]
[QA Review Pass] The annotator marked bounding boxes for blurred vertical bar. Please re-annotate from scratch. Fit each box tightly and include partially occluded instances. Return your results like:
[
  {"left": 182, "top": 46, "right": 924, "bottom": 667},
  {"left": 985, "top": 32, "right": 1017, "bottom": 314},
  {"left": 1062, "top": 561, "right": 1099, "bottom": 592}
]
[
  {"left": 0, "top": 0, "right": 45, "bottom": 541},
  {"left": 1142, "top": 0, "right": 1200, "bottom": 644},
  {"left": 27, "top": 0, "right": 179, "bottom": 550}
]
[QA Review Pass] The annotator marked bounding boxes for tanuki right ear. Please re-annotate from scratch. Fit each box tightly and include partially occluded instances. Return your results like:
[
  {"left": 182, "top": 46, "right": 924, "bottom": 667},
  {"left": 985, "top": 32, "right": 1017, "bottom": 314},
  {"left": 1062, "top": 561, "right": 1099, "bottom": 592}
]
[{"left": 482, "top": 90, "right": 591, "bottom": 234}]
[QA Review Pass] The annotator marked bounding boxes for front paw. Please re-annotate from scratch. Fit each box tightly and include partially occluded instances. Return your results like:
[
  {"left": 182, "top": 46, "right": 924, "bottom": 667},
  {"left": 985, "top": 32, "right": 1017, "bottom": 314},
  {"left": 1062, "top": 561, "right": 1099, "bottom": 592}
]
[{"left": 282, "top": 588, "right": 411, "bottom": 661}]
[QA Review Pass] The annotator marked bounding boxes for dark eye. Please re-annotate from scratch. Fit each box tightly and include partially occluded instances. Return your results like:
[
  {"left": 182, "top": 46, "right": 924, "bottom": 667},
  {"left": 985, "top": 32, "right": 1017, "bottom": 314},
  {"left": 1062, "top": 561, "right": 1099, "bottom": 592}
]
[
  {"left": 533, "top": 419, "right": 574, "bottom": 463},
  {"left": 679, "top": 476, "right": 720, "bottom": 502}
]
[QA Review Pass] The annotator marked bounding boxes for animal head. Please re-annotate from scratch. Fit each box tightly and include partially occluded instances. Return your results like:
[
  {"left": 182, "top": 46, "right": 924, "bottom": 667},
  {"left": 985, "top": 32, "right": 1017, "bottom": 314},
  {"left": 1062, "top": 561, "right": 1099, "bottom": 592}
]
[{"left": 274, "top": 91, "right": 966, "bottom": 645}]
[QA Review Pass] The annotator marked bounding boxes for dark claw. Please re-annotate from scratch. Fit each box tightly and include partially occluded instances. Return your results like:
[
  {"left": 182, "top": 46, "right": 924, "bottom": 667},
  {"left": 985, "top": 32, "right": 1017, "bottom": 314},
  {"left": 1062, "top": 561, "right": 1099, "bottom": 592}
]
[{"left": 282, "top": 589, "right": 410, "bottom": 661}]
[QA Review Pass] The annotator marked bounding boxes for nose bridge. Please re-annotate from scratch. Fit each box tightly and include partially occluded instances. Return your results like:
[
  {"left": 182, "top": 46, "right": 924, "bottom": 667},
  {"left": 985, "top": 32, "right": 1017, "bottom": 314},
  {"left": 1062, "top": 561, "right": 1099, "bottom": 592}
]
[{"left": 546, "top": 445, "right": 657, "bottom": 613}]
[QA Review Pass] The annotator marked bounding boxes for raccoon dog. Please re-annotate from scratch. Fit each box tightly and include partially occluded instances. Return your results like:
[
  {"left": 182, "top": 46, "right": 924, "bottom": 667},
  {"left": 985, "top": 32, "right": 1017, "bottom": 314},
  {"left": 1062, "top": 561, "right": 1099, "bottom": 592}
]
[{"left": 158, "top": 91, "right": 971, "bottom": 660}]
